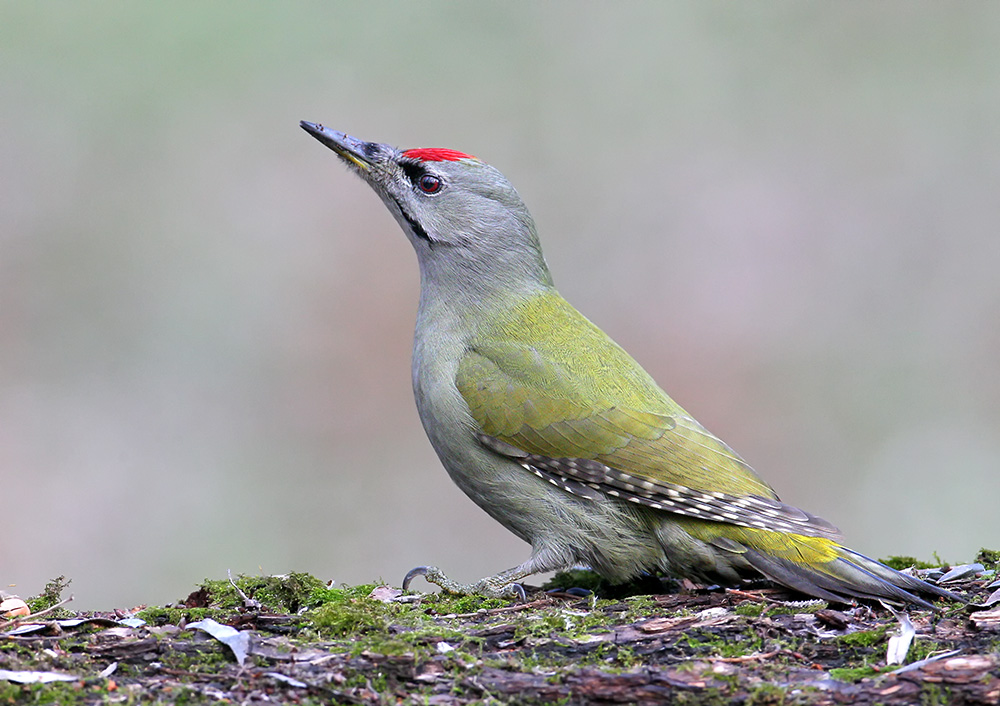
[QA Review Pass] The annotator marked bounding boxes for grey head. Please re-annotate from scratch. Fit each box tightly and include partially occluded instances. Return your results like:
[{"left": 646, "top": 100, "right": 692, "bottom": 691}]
[{"left": 300, "top": 121, "right": 553, "bottom": 300}]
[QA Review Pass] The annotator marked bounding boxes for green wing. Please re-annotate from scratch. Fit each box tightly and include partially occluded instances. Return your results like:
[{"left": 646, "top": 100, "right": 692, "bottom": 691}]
[
  {"left": 457, "top": 291, "right": 841, "bottom": 539},
  {"left": 457, "top": 291, "right": 773, "bottom": 496}
]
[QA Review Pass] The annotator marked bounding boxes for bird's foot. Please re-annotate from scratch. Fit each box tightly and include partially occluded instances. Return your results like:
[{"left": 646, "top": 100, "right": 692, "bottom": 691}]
[{"left": 402, "top": 565, "right": 527, "bottom": 601}]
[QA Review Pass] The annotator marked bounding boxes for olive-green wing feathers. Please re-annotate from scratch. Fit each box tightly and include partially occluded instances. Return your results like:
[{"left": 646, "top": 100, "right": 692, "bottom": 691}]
[{"left": 456, "top": 292, "right": 842, "bottom": 540}]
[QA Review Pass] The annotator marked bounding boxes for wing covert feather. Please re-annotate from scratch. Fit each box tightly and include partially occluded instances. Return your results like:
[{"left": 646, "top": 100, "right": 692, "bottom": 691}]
[{"left": 455, "top": 299, "right": 777, "bottom": 501}]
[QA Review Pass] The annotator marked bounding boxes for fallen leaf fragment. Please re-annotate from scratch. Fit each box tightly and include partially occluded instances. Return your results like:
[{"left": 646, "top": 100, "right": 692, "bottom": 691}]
[
  {"left": 0, "top": 598, "right": 29, "bottom": 618},
  {"left": 938, "top": 563, "right": 984, "bottom": 583},
  {"left": 3, "top": 623, "right": 48, "bottom": 636},
  {"left": 265, "top": 672, "right": 307, "bottom": 688},
  {"left": 883, "top": 603, "right": 915, "bottom": 666},
  {"left": 637, "top": 615, "right": 697, "bottom": 633},
  {"left": 187, "top": 618, "right": 250, "bottom": 666},
  {"left": 977, "top": 586, "right": 1000, "bottom": 608},
  {"left": 369, "top": 585, "right": 403, "bottom": 603},
  {"left": 889, "top": 649, "right": 963, "bottom": 675},
  {"left": 0, "top": 669, "right": 78, "bottom": 684},
  {"left": 970, "top": 607, "right": 1000, "bottom": 629}
]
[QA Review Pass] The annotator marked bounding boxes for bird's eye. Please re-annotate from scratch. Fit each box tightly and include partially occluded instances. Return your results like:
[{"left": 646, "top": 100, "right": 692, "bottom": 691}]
[{"left": 417, "top": 174, "right": 442, "bottom": 194}]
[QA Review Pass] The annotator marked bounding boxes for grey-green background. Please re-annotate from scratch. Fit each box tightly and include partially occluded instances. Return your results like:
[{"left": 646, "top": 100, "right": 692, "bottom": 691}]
[{"left": 3, "top": 3, "right": 998, "bottom": 610}]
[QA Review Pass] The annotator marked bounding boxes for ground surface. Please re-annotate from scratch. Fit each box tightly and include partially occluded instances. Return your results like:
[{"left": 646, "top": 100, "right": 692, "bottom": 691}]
[{"left": 2, "top": 556, "right": 999, "bottom": 705}]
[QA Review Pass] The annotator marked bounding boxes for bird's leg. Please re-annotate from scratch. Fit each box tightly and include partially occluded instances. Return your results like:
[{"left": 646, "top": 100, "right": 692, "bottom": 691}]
[{"left": 402, "top": 564, "right": 534, "bottom": 601}]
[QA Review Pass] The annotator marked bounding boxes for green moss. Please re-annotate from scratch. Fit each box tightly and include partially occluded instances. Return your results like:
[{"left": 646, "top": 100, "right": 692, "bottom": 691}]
[
  {"left": 0, "top": 682, "right": 76, "bottom": 705},
  {"left": 133, "top": 573, "right": 334, "bottom": 627},
  {"left": 819, "top": 624, "right": 900, "bottom": 685},
  {"left": 543, "top": 569, "right": 606, "bottom": 594},
  {"left": 3, "top": 568, "right": 986, "bottom": 703},
  {"left": 717, "top": 634, "right": 767, "bottom": 659},
  {"left": 243, "top": 571, "right": 328, "bottom": 611},
  {"left": 508, "top": 605, "right": 618, "bottom": 646},
  {"left": 615, "top": 643, "right": 666, "bottom": 670},
  {"left": 676, "top": 627, "right": 767, "bottom": 660},
  {"left": 136, "top": 606, "right": 228, "bottom": 626},
  {"left": 880, "top": 556, "right": 939, "bottom": 571},
  {"left": 746, "top": 681, "right": 793, "bottom": 705},
  {"left": 975, "top": 548, "right": 1000, "bottom": 572},
  {"left": 921, "top": 682, "right": 954, "bottom": 706},
  {"left": 617, "top": 594, "right": 673, "bottom": 625},
  {"left": 309, "top": 600, "right": 387, "bottom": 638},
  {"left": 0, "top": 679, "right": 161, "bottom": 705},
  {"left": 418, "top": 591, "right": 509, "bottom": 615},
  {"left": 907, "top": 637, "right": 946, "bottom": 663},
  {"left": 302, "top": 581, "right": 498, "bottom": 655},
  {"left": 186, "top": 572, "right": 329, "bottom": 612},
  {"left": 622, "top": 595, "right": 655, "bottom": 612},
  {"left": 306, "top": 584, "right": 393, "bottom": 638},
  {"left": 0, "top": 683, "right": 25, "bottom": 703},
  {"left": 163, "top": 640, "right": 239, "bottom": 672},
  {"left": 828, "top": 665, "right": 879, "bottom": 682},
  {"left": 835, "top": 625, "right": 888, "bottom": 648},
  {"left": 26, "top": 576, "right": 72, "bottom": 614},
  {"left": 308, "top": 582, "right": 379, "bottom": 606}
]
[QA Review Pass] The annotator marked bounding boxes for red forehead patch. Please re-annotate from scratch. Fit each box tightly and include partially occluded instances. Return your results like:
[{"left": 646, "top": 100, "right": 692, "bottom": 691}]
[{"left": 402, "top": 147, "right": 476, "bottom": 162}]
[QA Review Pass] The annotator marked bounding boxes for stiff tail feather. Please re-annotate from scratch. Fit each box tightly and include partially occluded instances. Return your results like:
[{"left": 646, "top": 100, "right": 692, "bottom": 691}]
[{"left": 741, "top": 544, "right": 959, "bottom": 610}]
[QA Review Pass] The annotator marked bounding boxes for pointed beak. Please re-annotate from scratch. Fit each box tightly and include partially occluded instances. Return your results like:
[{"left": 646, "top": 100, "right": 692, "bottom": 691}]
[{"left": 300, "top": 121, "right": 373, "bottom": 172}]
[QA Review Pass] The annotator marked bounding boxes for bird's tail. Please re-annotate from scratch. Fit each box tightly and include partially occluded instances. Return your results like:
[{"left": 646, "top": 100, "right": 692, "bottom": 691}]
[
  {"left": 696, "top": 524, "right": 960, "bottom": 609},
  {"left": 742, "top": 544, "right": 959, "bottom": 609}
]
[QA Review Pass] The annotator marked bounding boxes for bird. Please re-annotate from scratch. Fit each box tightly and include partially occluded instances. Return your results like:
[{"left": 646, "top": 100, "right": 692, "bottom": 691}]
[{"left": 300, "top": 121, "right": 956, "bottom": 609}]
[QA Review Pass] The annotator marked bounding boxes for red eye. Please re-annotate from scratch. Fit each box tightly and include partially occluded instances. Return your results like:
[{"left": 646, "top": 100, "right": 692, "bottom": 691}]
[{"left": 418, "top": 174, "right": 442, "bottom": 194}]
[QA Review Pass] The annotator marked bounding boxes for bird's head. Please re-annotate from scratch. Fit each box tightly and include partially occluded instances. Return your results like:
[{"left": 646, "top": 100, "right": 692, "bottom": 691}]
[{"left": 301, "top": 122, "right": 553, "bottom": 299}]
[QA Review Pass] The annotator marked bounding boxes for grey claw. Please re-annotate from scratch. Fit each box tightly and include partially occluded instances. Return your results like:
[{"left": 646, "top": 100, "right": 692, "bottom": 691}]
[
  {"left": 512, "top": 583, "right": 527, "bottom": 602},
  {"left": 402, "top": 566, "right": 432, "bottom": 590}
]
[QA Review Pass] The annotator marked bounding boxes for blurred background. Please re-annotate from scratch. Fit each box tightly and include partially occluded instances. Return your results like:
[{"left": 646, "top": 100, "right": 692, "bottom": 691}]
[{"left": 2, "top": 3, "right": 998, "bottom": 610}]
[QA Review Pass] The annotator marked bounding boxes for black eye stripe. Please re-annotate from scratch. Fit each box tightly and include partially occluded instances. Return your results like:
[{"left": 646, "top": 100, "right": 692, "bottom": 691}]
[
  {"left": 401, "top": 161, "right": 444, "bottom": 195},
  {"left": 400, "top": 161, "right": 424, "bottom": 183}
]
